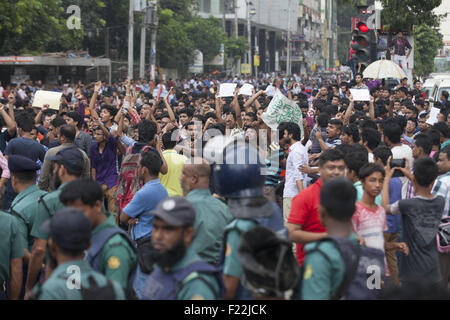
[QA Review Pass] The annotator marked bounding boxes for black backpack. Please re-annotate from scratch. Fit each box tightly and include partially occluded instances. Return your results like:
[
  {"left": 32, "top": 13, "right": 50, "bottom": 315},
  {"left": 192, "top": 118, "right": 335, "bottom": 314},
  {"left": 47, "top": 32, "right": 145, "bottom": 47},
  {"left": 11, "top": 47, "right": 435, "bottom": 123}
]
[{"left": 302, "top": 236, "right": 385, "bottom": 300}]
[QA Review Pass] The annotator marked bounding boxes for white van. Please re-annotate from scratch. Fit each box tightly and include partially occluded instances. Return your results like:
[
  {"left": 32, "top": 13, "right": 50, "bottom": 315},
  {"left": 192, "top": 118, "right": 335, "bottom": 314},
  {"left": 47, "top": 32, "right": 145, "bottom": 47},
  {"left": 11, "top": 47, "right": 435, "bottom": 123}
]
[
  {"left": 423, "top": 78, "right": 440, "bottom": 100},
  {"left": 435, "top": 79, "right": 450, "bottom": 102}
]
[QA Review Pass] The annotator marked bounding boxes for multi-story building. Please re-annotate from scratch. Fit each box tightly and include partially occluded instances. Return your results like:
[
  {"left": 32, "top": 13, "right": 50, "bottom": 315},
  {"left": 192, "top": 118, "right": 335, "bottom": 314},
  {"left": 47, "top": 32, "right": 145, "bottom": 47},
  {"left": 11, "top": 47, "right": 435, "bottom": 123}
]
[{"left": 196, "top": 0, "right": 297, "bottom": 75}]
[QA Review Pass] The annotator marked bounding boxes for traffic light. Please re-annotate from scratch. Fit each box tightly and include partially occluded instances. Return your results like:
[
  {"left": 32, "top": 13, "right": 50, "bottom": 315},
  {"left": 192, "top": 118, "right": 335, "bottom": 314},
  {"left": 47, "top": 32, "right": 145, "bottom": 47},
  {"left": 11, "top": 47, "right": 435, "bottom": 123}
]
[{"left": 355, "top": 21, "right": 371, "bottom": 68}]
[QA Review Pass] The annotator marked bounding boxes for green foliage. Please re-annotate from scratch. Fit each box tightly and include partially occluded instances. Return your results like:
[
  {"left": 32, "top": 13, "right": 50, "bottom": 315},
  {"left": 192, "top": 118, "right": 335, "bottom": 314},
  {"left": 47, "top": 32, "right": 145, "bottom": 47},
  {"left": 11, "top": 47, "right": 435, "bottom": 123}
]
[
  {"left": 185, "top": 17, "right": 226, "bottom": 62},
  {"left": 414, "top": 24, "right": 443, "bottom": 76},
  {"left": 224, "top": 37, "right": 248, "bottom": 61},
  {"left": 381, "top": 0, "right": 443, "bottom": 31}
]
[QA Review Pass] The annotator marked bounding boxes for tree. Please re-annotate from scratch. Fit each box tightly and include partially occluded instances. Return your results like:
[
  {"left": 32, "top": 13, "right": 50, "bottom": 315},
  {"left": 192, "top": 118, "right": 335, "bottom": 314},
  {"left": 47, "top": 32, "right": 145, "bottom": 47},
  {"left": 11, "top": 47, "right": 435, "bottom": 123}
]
[
  {"left": 414, "top": 24, "right": 442, "bottom": 76},
  {"left": 184, "top": 17, "right": 226, "bottom": 62},
  {"left": 381, "top": 0, "right": 443, "bottom": 31}
]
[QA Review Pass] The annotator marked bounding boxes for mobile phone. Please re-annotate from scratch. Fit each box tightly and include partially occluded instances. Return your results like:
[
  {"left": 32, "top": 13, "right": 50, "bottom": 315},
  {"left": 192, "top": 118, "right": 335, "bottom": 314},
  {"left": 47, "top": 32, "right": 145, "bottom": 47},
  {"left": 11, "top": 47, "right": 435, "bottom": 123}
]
[
  {"left": 0, "top": 99, "right": 7, "bottom": 104},
  {"left": 390, "top": 159, "right": 405, "bottom": 168}
]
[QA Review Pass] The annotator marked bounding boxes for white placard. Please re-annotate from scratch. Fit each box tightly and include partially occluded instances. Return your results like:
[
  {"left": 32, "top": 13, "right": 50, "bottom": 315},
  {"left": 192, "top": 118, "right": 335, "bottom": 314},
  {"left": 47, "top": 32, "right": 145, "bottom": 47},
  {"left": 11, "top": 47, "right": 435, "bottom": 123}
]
[
  {"left": 426, "top": 107, "right": 440, "bottom": 126},
  {"left": 261, "top": 90, "right": 304, "bottom": 139},
  {"left": 239, "top": 83, "right": 254, "bottom": 96},
  {"left": 264, "top": 84, "right": 276, "bottom": 97},
  {"left": 350, "top": 88, "right": 371, "bottom": 101},
  {"left": 32, "top": 90, "right": 63, "bottom": 110},
  {"left": 218, "top": 83, "right": 237, "bottom": 97}
]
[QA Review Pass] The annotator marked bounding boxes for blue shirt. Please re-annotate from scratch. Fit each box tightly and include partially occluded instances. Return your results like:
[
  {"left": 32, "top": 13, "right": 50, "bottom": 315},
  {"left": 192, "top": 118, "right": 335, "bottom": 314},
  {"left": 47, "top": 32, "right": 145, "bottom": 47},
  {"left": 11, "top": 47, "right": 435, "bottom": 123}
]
[{"left": 123, "top": 179, "right": 168, "bottom": 241}]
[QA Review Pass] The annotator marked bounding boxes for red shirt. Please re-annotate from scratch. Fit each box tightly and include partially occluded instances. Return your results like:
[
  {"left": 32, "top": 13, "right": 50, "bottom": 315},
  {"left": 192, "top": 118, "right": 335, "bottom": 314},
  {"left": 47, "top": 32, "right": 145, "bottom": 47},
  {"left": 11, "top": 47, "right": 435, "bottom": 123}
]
[{"left": 287, "top": 178, "right": 326, "bottom": 266}]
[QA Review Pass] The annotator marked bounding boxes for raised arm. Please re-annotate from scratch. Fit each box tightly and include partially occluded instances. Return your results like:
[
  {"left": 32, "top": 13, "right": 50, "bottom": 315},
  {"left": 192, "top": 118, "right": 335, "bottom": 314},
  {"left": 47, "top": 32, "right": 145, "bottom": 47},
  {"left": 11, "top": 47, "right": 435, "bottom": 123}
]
[
  {"left": 88, "top": 81, "right": 102, "bottom": 120},
  {"left": 368, "top": 96, "right": 375, "bottom": 120},
  {"left": 0, "top": 103, "right": 17, "bottom": 136},
  {"left": 243, "top": 90, "right": 264, "bottom": 113},
  {"left": 231, "top": 88, "right": 243, "bottom": 128},
  {"left": 343, "top": 94, "right": 355, "bottom": 125},
  {"left": 163, "top": 88, "right": 177, "bottom": 123},
  {"left": 215, "top": 94, "right": 224, "bottom": 124}
]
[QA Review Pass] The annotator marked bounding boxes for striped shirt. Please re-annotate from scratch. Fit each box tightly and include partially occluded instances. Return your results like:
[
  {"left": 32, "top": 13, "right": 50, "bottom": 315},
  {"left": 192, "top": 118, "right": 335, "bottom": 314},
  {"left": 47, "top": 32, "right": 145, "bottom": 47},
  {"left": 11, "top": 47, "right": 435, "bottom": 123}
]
[
  {"left": 264, "top": 142, "right": 286, "bottom": 187},
  {"left": 432, "top": 172, "right": 450, "bottom": 218}
]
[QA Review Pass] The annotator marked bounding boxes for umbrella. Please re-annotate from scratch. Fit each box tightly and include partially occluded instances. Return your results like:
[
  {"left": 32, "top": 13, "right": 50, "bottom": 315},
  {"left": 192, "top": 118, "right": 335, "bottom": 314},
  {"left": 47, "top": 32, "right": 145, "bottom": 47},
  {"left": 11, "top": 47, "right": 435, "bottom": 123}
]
[{"left": 362, "top": 59, "right": 406, "bottom": 79}]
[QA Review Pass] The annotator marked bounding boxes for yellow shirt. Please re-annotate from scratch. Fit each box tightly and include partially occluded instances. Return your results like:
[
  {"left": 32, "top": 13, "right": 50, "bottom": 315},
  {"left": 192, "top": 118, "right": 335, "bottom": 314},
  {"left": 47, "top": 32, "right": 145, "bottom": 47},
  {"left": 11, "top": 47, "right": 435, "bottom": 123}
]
[{"left": 158, "top": 149, "right": 188, "bottom": 197}]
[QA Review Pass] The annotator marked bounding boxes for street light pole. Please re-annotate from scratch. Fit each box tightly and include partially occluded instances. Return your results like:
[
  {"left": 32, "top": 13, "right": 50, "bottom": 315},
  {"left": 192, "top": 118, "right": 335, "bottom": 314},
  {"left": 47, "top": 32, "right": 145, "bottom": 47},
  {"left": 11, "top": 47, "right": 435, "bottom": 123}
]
[
  {"left": 149, "top": 0, "right": 158, "bottom": 81},
  {"left": 286, "top": 0, "right": 292, "bottom": 76},
  {"left": 128, "top": 0, "right": 134, "bottom": 79},
  {"left": 247, "top": 1, "right": 252, "bottom": 77},
  {"left": 140, "top": 8, "right": 147, "bottom": 79}
]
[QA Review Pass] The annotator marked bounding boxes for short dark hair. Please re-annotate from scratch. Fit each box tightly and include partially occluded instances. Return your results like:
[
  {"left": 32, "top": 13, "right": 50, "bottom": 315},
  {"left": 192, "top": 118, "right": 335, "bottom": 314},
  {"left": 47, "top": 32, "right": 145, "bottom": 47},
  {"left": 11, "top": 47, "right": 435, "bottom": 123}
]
[
  {"left": 414, "top": 134, "right": 432, "bottom": 155},
  {"left": 51, "top": 116, "right": 66, "bottom": 129},
  {"left": 345, "top": 151, "right": 368, "bottom": 176},
  {"left": 66, "top": 111, "right": 81, "bottom": 125},
  {"left": 358, "top": 119, "right": 378, "bottom": 131},
  {"left": 319, "top": 148, "right": 345, "bottom": 167},
  {"left": 179, "top": 107, "right": 194, "bottom": 118},
  {"left": 373, "top": 146, "right": 392, "bottom": 166},
  {"left": 245, "top": 112, "right": 257, "bottom": 122},
  {"left": 426, "top": 129, "right": 442, "bottom": 146},
  {"left": 11, "top": 171, "right": 37, "bottom": 183},
  {"left": 413, "top": 157, "right": 438, "bottom": 187},
  {"left": 59, "top": 124, "right": 76, "bottom": 142},
  {"left": 60, "top": 179, "right": 103, "bottom": 206},
  {"left": 328, "top": 119, "right": 343, "bottom": 133},
  {"left": 433, "top": 122, "right": 449, "bottom": 138},
  {"left": 361, "top": 128, "right": 381, "bottom": 151},
  {"left": 101, "top": 105, "right": 117, "bottom": 118},
  {"left": 206, "top": 123, "right": 226, "bottom": 136},
  {"left": 342, "top": 124, "right": 360, "bottom": 143},
  {"left": 162, "top": 131, "right": 177, "bottom": 150},
  {"left": 439, "top": 145, "right": 450, "bottom": 160},
  {"left": 359, "top": 163, "right": 385, "bottom": 181},
  {"left": 140, "top": 150, "right": 161, "bottom": 176},
  {"left": 16, "top": 113, "right": 34, "bottom": 132},
  {"left": 137, "top": 119, "right": 157, "bottom": 143},
  {"left": 317, "top": 113, "right": 330, "bottom": 128},
  {"left": 441, "top": 90, "right": 449, "bottom": 100},
  {"left": 383, "top": 120, "right": 402, "bottom": 144},
  {"left": 355, "top": 72, "right": 363, "bottom": 78},
  {"left": 320, "top": 178, "right": 356, "bottom": 222},
  {"left": 278, "top": 122, "right": 301, "bottom": 142}
]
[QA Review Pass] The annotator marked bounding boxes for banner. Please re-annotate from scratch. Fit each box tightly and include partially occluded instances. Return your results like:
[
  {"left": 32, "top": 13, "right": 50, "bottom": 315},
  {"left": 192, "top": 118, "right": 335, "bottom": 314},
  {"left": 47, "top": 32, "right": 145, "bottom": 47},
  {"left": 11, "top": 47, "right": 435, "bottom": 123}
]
[{"left": 261, "top": 90, "right": 304, "bottom": 138}]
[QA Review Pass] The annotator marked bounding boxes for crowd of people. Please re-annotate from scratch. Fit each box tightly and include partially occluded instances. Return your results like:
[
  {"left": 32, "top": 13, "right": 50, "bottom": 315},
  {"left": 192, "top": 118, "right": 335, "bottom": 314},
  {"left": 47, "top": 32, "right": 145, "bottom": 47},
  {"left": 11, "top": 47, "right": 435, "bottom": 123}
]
[{"left": 0, "top": 70, "right": 449, "bottom": 300}]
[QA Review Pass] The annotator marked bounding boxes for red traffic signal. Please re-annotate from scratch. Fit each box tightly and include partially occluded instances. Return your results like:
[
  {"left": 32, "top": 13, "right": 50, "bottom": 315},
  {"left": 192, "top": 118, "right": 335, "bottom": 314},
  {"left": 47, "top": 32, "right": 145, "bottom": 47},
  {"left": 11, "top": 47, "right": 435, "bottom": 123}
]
[{"left": 357, "top": 22, "right": 369, "bottom": 33}]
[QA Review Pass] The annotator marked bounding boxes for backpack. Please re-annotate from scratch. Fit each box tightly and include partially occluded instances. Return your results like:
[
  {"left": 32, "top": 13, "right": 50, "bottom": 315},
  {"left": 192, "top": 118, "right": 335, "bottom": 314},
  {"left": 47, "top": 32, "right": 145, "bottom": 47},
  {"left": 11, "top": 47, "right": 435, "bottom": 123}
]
[
  {"left": 85, "top": 227, "right": 138, "bottom": 299},
  {"left": 115, "top": 145, "right": 151, "bottom": 213},
  {"left": 302, "top": 236, "right": 385, "bottom": 300},
  {"left": 437, "top": 217, "right": 450, "bottom": 254},
  {"left": 142, "top": 261, "right": 223, "bottom": 300},
  {"left": 217, "top": 202, "right": 286, "bottom": 300}
]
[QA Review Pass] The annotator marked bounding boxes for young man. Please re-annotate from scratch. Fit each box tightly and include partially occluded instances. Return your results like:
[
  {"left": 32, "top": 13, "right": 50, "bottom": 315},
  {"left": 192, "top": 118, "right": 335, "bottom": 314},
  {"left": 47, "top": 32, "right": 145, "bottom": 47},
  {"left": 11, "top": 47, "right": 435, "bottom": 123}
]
[
  {"left": 382, "top": 157, "right": 445, "bottom": 287},
  {"left": 120, "top": 150, "right": 168, "bottom": 299},
  {"left": 315, "top": 119, "right": 343, "bottom": 151},
  {"left": 158, "top": 131, "right": 187, "bottom": 197},
  {"left": 432, "top": 145, "right": 450, "bottom": 288},
  {"left": 142, "top": 197, "right": 221, "bottom": 300},
  {"left": 341, "top": 124, "right": 360, "bottom": 145},
  {"left": 389, "top": 31, "right": 412, "bottom": 75},
  {"left": 287, "top": 149, "right": 346, "bottom": 266},
  {"left": 29, "top": 208, "right": 125, "bottom": 300},
  {"left": 361, "top": 128, "right": 381, "bottom": 163},
  {"left": 60, "top": 179, "right": 137, "bottom": 298},
  {"left": 280, "top": 122, "right": 308, "bottom": 224},
  {"left": 309, "top": 113, "right": 330, "bottom": 154},
  {"left": 90, "top": 119, "right": 119, "bottom": 216},
  {"left": 181, "top": 158, "right": 232, "bottom": 265},
  {"left": 64, "top": 111, "right": 92, "bottom": 155},
  {"left": 301, "top": 178, "right": 378, "bottom": 299},
  {"left": 25, "top": 147, "right": 84, "bottom": 299}
]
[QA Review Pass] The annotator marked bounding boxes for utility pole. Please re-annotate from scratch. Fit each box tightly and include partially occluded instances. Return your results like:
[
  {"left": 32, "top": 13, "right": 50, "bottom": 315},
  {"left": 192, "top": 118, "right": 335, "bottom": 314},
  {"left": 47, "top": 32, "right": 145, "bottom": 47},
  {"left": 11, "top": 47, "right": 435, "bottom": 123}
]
[
  {"left": 140, "top": 6, "right": 147, "bottom": 80},
  {"left": 286, "top": 0, "right": 292, "bottom": 76},
  {"left": 234, "top": 0, "right": 240, "bottom": 76},
  {"left": 128, "top": 0, "right": 134, "bottom": 79},
  {"left": 222, "top": 0, "right": 227, "bottom": 32},
  {"left": 149, "top": 0, "right": 158, "bottom": 81},
  {"left": 247, "top": 1, "right": 252, "bottom": 76}
]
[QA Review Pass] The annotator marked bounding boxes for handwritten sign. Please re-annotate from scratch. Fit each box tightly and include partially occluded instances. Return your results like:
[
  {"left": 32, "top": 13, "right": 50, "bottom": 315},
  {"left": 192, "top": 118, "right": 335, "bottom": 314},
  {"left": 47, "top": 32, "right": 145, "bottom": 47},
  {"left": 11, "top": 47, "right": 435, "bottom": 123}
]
[
  {"left": 218, "top": 83, "right": 237, "bottom": 97},
  {"left": 350, "top": 88, "right": 371, "bottom": 101},
  {"left": 32, "top": 90, "right": 63, "bottom": 110},
  {"left": 261, "top": 90, "right": 304, "bottom": 138}
]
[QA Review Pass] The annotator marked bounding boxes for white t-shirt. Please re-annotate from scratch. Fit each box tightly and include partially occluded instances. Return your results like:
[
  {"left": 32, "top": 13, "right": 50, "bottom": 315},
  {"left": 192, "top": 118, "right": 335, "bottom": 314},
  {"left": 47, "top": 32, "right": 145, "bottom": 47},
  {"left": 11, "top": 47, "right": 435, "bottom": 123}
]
[
  {"left": 391, "top": 144, "right": 413, "bottom": 168},
  {"left": 283, "top": 141, "right": 308, "bottom": 198}
]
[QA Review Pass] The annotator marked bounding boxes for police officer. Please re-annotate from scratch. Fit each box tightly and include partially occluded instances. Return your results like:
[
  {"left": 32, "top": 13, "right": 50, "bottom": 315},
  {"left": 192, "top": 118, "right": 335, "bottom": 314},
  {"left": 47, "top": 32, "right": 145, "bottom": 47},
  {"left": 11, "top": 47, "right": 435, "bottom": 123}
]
[
  {"left": 0, "top": 210, "right": 25, "bottom": 300},
  {"left": 8, "top": 155, "right": 47, "bottom": 299},
  {"left": 142, "top": 197, "right": 221, "bottom": 300},
  {"left": 59, "top": 179, "right": 137, "bottom": 298},
  {"left": 209, "top": 139, "right": 285, "bottom": 300},
  {"left": 25, "top": 148, "right": 84, "bottom": 298},
  {"left": 29, "top": 208, "right": 125, "bottom": 300},
  {"left": 9, "top": 155, "right": 47, "bottom": 253}
]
